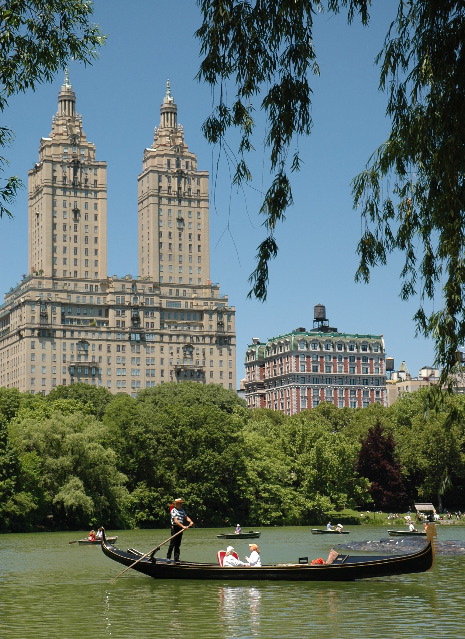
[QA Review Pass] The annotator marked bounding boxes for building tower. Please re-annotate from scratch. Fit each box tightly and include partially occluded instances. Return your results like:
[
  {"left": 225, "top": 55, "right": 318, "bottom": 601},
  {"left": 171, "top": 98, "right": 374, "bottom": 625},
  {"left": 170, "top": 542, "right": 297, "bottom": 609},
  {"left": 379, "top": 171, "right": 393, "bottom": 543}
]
[
  {"left": 0, "top": 77, "right": 236, "bottom": 395},
  {"left": 28, "top": 70, "right": 108, "bottom": 280},
  {"left": 138, "top": 81, "right": 210, "bottom": 284}
]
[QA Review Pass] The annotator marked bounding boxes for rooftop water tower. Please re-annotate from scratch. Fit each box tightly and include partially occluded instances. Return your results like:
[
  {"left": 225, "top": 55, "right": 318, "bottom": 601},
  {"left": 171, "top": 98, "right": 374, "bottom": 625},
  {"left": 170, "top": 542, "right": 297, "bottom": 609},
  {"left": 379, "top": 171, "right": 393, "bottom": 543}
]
[{"left": 312, "top": 304, "right": 337, "bottom": 333}]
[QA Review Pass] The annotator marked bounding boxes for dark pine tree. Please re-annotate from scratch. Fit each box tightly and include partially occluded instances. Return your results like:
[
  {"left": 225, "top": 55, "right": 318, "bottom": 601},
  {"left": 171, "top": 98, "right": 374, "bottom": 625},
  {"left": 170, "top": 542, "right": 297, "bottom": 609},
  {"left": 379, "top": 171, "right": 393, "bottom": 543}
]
[{"left": 356, "top": 421, "right": 409, "bottom": 511}]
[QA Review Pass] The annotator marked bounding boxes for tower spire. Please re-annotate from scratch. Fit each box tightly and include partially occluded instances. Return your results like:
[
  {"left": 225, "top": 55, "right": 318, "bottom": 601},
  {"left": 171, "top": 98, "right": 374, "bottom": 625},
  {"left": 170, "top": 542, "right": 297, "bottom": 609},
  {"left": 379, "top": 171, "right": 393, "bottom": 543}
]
[
  {"left": 58, "top": 67, "right": 76, "bottom": 117},
  {"left": 63, "top": 66, "right": 71, "bottom": 89},
  {"left": 160, "top": 79, "right": 177, "bottom": 130},
  {"left": 165, "top": 79, "right": 172, "bottom": 101}
]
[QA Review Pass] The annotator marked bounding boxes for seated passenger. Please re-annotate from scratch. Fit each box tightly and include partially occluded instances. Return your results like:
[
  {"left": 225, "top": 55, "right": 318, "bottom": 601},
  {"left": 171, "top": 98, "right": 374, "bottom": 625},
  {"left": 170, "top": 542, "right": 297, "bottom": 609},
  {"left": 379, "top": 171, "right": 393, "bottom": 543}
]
[
  {"left": 234, "top": 524, "right": 242, "bottom": 534},
  {"left": 326, "top": 521, "right": 333, "bottom": 531},
  {"left": 245, "top": 543, "right": 261, "bottom": 567},
  {"left": 335, "top": 523, "right": 344, "bottom": 533},
  {"left": 223, "top": 546, "right": 247, "bottom": 567},
  {"left": 88, "top": 529, "right": 96, "bottom": 541},
  {"left": 326, "top": 549, "right": 339, "bottom": 564}
]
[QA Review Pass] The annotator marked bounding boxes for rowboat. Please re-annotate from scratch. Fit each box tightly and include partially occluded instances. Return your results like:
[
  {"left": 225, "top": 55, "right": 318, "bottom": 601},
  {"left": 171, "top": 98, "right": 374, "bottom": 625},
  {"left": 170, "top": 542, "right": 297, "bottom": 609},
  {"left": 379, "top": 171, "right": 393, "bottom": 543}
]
[
  {"left": 101, "top": 527, "right": 436, "bottom": 581},
  {"left": 311, "top": 529, "right": 350, "bottom": 535},
  {"left": 77, "top": 536, "right": 118, "bottom": 545},
  {"left": 217, "top": 532, "right": 261, "bottom": 539},
  {"left": 388, "top": 530, "right": 427, "bottom": 537}
]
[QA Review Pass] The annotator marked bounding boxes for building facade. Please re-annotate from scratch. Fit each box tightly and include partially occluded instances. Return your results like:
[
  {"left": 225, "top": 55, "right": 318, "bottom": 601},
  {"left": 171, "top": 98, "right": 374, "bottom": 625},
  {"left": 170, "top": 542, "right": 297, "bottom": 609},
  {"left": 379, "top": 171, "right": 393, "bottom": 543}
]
[
  {"left": 245, "top": 306, "right": 386, "bottom": 414},
  {"left": 0, "top": 76, "right": 236, "bottom": 395}
]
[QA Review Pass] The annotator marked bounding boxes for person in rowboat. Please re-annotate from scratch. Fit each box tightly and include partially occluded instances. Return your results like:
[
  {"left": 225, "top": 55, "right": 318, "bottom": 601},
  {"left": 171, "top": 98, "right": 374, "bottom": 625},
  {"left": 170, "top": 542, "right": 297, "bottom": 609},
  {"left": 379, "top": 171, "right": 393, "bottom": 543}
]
[
  {"left": 166, "top": 497, "right": 194, "bottom": 563},
  {"left": 326, "top": 521, "right": 334, "bottom": 531},
  {"left": 335, "top": 523, "right": 344, "bottom": 533}
]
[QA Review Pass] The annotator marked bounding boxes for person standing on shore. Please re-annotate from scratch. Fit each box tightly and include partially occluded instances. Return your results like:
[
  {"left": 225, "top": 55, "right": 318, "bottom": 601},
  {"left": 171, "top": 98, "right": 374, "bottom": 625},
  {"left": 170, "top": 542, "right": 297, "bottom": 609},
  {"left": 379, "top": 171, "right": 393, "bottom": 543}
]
[{"left": 166, "top": 498, "right": 194, "bottom": 562}]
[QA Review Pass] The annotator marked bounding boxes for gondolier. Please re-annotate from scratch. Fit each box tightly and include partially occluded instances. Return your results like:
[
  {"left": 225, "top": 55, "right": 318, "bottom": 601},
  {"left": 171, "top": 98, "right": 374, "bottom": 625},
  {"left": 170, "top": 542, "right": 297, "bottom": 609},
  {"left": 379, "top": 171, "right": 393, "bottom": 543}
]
[{"left": 166, "top": 498, "right": 194, "bottom": 562}]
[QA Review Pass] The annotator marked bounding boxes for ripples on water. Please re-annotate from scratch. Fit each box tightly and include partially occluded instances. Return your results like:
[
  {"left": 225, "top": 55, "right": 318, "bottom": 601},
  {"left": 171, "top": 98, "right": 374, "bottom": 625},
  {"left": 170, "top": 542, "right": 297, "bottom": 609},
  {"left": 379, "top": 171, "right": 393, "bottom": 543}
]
[{"left": 2, "top": 527, "right": 465, "bottom": 639}]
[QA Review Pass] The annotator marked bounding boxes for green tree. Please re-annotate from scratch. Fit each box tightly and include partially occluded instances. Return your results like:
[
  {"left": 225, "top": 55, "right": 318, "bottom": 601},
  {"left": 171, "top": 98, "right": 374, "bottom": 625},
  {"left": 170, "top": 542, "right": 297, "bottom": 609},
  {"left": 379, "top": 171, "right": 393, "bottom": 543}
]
[
  {"left": 137, "top": 381, "right": 246, "bottom": 414},
  {"left": 0, "top": 387, "right": 23, "bottom": 422},
  {"left": 392, "top": 390, "right": 465, "bottom": 511},
  {"left": 0, "top": 414, "right": 32, "bottom": 532},
  {"left": 353, "top": 0, "right": 465, "bottom": 380},
  {"left": 196, "top": 0, "right": 369, "bottom": 299},
  {"left": 139, "top": 403, "right": 248, "bottom": 527},
  {"left": 241, "top": 427, "right": 298, "bottom": 525},
  {"left": 48, "top": 383, "right": 113, "bottom": 419},
  {"left": 9, "top": 411, "right": 129, "bottom": 529},
  {"left": 0, "top": 0, "right": 104, "bottom": 218},
  {"left": 103, "top": 393, "right": 162, "bottom": 492},
  {"left": 285, "top": 411, "right": 370, "bottom": 515},
  {"left": 197, "top": 1, "right": 465, "bottom": 378}
]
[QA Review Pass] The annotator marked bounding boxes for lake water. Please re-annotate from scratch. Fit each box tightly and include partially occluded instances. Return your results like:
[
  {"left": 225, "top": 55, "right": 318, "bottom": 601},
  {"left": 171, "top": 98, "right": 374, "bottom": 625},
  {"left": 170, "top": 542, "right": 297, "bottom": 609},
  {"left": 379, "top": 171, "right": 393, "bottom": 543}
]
[{"left": 1, "top": 525, "right": 464, "bottom": 639}]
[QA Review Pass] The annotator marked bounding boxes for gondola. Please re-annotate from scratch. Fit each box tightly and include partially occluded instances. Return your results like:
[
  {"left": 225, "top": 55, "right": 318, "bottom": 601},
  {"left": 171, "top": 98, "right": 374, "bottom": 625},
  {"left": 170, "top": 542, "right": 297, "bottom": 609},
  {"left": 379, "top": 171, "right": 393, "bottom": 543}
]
[
  {"left": 78, "top": 536, "right": 118, "bottom": 545},
  {"left": 311, "top": 529, "right": 350, "bottom": 535},
  {"left": 388, "top": 530, "right": 427, "bottom": 537},
  {"left": 216, "top": 531, "right": 261, "bottom": 539},
  {"left": 100, "top": 527, "right": 436, "bottom": 582}
]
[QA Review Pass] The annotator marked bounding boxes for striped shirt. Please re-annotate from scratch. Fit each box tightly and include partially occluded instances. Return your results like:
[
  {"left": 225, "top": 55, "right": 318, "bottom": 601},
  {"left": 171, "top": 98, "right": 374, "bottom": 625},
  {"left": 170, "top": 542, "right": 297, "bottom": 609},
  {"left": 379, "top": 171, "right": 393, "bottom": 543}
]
[{"left": 171, "top": 507, "right": 188, "bottom": 526}]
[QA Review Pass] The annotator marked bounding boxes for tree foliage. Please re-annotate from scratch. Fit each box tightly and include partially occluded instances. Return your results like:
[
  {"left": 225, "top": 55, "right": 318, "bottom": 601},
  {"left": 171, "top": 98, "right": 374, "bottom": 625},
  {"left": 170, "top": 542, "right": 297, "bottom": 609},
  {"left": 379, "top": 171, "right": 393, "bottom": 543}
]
[
  {"left": 391, "top": 389, "right": 465, "bottom": 511},
  {"left": 197, "top": 1, "right": 465, "bottom": 378},
  {"left": 196, "top": 0, "right": 369, "bottom": 299},
  {"left": 136, "top": 380, "right": 246, "bottom": 413},
  {"left": 353, "top": 0, "right": 465, "bottom": 381},
  {"left": 0, "top": 0, "right": 104, "bottom": 218},
  {"left": 8, "top": 410, "right": 129, "bottom": 529},
  {"left": 48, "top": 382, "right": 113, "bottom": 419},
  {"left": 2, "top": 384, "right": 465, "bottom": 531},
  {"left": 356, "top": 420, "right": 408, "bottom": 511}
]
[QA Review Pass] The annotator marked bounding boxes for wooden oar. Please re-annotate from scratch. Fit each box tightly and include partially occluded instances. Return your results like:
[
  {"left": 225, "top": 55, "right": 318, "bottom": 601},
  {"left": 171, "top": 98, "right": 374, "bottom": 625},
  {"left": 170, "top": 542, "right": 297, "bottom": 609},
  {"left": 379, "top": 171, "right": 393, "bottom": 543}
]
[{"left": 110, "top": 525, "right": 192, "bottom": 582}]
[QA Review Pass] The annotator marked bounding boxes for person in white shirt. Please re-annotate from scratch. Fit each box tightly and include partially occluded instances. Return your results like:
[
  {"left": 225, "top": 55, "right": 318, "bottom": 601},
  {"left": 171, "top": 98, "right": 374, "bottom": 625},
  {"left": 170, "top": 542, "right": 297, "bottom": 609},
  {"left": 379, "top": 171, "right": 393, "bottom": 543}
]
[
  {"left": 223, "top": 546, "right": 247, "bottom": 567},
  {"left": 245, "top": 543, "right": 261, "bottom": 567}
]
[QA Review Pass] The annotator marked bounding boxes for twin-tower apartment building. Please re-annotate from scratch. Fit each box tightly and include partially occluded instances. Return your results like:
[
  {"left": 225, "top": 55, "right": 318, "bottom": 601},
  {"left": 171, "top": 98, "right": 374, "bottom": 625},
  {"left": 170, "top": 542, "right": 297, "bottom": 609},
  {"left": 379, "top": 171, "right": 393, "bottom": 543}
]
[{"left": 0, "top": 74, "right": 236, "bottom": 395}]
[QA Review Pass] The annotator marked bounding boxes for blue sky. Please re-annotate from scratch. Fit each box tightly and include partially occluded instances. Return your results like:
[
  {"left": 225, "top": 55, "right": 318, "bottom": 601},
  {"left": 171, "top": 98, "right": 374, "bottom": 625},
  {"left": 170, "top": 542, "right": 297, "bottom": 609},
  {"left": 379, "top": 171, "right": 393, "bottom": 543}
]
[{"left": 1, "top": 0, "right": 437, "bottom": 385}]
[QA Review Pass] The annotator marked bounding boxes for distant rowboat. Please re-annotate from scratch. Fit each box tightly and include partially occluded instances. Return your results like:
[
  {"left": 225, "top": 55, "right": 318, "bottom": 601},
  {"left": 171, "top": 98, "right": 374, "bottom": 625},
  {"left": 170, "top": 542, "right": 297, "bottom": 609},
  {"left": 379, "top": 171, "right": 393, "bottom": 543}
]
[
  {"left": 388, "top": 530, "right": 427, "bottom": 537},
  {"left": 217, "top": 531, "right": 261, "bottom": 539},
  {"left": 77, "top": 536, "right": 118, "bottom": 545},
  {"left": 311, "top": 529, "right": 349, "bottom": 535}
]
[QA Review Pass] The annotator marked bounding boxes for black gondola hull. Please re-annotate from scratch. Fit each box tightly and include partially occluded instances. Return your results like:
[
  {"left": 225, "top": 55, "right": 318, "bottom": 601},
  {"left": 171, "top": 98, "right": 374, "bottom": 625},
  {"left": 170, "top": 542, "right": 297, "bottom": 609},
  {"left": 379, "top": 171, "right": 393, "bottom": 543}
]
[{"left": 101, "top": 533, "right": 434, "bottom": 582}]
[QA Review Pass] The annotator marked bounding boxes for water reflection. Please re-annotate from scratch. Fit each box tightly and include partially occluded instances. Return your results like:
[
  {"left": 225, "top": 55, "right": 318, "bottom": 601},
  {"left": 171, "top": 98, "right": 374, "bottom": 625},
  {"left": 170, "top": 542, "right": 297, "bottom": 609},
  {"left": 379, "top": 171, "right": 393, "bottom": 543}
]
[
  {"left": 219, "top": 585, "right": 262, "bottom": 636},
  {"left": 103, "top": 590, "right": 112, "bottom": 637}
]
